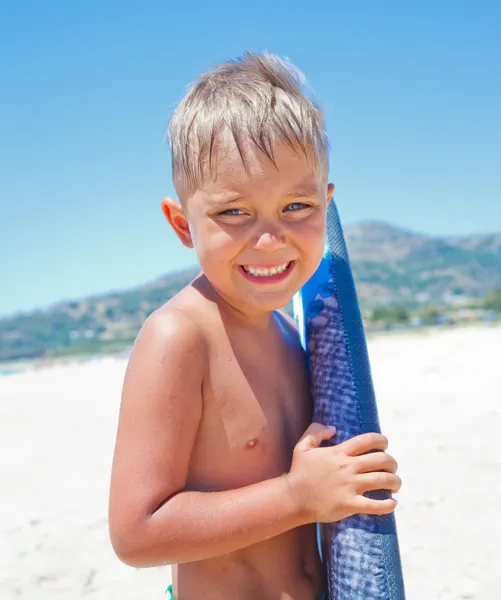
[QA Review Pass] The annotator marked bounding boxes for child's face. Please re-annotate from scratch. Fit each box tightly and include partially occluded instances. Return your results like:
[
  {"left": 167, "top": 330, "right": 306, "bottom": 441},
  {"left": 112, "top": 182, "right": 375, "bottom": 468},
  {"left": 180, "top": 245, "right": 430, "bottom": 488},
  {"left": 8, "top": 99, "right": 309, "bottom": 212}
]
[{"left": 164, "top": 140, "right": 333, "bottom": 314}]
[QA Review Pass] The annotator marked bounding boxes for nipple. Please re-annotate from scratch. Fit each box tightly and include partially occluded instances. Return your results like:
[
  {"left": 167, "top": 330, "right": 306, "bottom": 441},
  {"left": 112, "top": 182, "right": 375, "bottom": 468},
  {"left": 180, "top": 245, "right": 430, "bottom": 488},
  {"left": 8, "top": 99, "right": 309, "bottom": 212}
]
[{"left": 246, "top": 438, "right": 258, "bottom": 449}]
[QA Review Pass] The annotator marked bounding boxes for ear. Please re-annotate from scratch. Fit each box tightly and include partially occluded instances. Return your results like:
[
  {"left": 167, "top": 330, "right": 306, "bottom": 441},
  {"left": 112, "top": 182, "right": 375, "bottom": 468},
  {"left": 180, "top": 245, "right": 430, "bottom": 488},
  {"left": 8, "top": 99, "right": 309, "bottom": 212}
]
[
  {"left": 161, "top": 197, "right": 194, "bottom": 248},
  {"left": 326, "top": 183, "right": 335, "bottom": 205}
]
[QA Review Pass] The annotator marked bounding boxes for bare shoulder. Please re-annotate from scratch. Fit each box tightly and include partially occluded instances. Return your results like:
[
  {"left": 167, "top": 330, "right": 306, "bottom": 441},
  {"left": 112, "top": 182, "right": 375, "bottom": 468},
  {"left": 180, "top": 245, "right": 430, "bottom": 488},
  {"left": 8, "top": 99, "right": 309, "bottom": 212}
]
[
  {"left": 121, "top": 303, "right": 209, "bottom": 391},
  {"left": 138, "top": 303, "right": 208, "bottom": 357}
]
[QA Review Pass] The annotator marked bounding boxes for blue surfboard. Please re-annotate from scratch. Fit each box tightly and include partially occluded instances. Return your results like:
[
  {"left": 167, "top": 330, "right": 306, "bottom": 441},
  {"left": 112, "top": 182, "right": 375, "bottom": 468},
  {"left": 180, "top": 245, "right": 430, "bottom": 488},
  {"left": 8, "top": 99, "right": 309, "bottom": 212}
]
[{"left": 293, "top": 201, "right": 406, "bottom": 600}]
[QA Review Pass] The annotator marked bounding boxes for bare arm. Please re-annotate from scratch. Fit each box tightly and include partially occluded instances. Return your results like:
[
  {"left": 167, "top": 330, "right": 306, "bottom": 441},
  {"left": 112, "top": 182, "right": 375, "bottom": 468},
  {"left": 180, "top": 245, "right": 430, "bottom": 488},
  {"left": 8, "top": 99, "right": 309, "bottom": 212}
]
[
  {"left": 108, "top": 308, "right": 308, "bottom": 568},
  {"left": 136, "top": 469, "right": 306, "bottom": 567}
]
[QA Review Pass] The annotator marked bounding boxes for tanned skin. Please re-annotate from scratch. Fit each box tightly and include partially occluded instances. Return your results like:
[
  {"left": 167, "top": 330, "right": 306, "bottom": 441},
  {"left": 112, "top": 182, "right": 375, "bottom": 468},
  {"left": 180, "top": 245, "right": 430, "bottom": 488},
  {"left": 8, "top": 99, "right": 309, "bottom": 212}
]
[{"left": 109, "top": 141, "right": 401, "bottom": 599}]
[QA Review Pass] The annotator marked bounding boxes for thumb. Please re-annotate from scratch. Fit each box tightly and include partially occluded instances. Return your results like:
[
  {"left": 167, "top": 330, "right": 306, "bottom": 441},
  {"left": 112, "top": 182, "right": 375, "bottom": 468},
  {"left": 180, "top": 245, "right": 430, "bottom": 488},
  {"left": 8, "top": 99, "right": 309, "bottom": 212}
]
[{"left": 296, "top": 422, "right": 337, "bottom": 451}]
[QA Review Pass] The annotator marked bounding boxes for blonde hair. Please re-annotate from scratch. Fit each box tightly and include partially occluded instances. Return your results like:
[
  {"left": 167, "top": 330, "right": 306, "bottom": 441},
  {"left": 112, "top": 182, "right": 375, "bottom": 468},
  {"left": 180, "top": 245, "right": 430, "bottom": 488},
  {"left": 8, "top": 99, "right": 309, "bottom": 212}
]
[{"left": 168, "top": 51, "right": 329, "bottom": 198}]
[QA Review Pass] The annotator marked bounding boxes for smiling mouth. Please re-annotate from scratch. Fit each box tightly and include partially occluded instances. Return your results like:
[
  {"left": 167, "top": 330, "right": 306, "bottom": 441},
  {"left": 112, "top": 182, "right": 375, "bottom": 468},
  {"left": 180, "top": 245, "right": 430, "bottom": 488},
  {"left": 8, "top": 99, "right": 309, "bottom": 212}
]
[
  {"left": 239, "top": 261, "right": 295, "bottom": 283},
  {"left": 242, "top": 262, "right": 291, "bottom": 277}
]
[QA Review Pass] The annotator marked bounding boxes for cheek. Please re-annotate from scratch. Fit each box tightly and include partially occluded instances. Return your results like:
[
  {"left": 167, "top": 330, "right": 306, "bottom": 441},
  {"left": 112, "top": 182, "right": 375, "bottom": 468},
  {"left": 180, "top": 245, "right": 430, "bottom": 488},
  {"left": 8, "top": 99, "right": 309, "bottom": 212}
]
[
  {"left": 192, "top": 222, "right": 244, "bottom": 269},
  {"left": 293, "top": 217, "right": 326, "bottom": 253}
]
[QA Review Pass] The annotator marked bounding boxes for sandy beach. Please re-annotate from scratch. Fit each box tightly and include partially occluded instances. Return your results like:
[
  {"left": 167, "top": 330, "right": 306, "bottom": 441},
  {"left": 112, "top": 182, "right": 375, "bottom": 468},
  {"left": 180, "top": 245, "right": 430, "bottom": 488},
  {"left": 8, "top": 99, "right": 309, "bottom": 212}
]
[{"left": 1, "top": 324, "right": 499, "bottom": 599}]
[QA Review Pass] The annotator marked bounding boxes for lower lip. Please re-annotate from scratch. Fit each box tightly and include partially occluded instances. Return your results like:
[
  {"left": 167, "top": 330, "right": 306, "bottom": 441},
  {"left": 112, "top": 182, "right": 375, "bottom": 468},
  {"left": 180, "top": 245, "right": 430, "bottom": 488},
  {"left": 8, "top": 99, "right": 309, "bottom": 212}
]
[{"left": 239, "top": 261, "right": 296, "bottom": 284}]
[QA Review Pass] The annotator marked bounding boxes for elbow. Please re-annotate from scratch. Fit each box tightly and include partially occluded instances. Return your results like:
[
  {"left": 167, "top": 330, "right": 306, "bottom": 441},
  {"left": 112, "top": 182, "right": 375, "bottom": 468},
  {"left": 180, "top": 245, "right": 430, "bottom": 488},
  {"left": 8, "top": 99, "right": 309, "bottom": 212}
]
[
  {"left": 115, "top": 548, "right": 168, "bottom": 569},
  {"left": 111, "top": 541, "right": 144, "bottom": 568},
  {"left": 109, "top": 526, "right": 144, "bottom": 567},
  {"left": 113, "top": 548, "right": 141, "bottom": 568},
  {"left": 109, "top": 521, "right": 177, "bottom": 568}
]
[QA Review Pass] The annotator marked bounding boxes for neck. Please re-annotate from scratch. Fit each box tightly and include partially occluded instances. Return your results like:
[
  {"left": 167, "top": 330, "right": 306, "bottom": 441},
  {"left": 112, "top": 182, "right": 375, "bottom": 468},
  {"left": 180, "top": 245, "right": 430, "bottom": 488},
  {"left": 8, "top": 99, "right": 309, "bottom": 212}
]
[{"left": 197, "top": 275, "right": 276, "bottom": 329}]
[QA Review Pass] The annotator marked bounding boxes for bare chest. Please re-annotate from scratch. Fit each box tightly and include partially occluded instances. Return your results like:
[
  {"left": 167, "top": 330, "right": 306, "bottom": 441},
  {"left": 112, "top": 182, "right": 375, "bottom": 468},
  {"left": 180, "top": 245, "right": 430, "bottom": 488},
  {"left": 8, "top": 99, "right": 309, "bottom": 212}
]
[{"left": 187, "top": 332, "right": 312, "bottom": 491}]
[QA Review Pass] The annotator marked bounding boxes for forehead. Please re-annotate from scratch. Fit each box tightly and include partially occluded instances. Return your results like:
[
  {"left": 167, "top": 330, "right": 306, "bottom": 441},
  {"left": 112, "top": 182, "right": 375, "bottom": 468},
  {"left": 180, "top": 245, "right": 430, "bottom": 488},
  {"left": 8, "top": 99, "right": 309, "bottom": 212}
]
[{"left": 199, "top": 136, "right": 323, "bottom": 198}]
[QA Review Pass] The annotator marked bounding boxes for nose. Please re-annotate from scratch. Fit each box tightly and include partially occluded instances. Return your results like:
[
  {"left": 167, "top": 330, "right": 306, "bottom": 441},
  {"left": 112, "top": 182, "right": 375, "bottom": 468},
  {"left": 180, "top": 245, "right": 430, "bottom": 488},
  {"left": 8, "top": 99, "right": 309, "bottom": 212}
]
[{"left": 253, "top": 225, "right": 287, "bottom": 252}]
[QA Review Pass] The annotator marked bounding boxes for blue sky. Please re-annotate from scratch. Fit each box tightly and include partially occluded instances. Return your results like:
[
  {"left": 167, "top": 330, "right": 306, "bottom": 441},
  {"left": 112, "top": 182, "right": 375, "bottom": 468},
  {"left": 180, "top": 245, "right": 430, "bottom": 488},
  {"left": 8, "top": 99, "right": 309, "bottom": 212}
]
[{"left": 1, "top": 1, "right": 500, "bottom": 317}]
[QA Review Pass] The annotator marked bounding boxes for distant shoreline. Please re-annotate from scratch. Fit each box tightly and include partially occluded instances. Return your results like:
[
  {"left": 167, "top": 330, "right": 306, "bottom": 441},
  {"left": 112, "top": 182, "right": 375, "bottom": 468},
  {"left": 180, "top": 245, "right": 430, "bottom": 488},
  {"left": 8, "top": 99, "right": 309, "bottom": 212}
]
[
  {"left": 0, "top": 348, "right": 131, "bottom": 377},
  {"left": 2, "top": 321, "right": 498, "bottom": 377}
]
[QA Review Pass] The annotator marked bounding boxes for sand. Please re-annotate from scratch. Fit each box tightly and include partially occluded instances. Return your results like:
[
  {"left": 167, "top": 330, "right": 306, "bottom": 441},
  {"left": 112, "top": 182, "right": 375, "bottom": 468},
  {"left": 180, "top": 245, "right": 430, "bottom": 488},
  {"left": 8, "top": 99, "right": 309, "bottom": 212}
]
[{"left": 1, "top": 324, "right": 500, "bottom": 599}]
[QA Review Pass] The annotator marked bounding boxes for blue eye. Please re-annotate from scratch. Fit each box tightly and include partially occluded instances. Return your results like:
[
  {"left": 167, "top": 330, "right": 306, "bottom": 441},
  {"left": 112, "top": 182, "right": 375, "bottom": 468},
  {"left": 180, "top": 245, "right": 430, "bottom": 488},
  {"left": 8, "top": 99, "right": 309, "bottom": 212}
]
[
  {"left": 285, "top": 202, "right": 308, "bottom": 211},
  {"left": 219, "top": 208, "right": 245, "bottom": 216}
]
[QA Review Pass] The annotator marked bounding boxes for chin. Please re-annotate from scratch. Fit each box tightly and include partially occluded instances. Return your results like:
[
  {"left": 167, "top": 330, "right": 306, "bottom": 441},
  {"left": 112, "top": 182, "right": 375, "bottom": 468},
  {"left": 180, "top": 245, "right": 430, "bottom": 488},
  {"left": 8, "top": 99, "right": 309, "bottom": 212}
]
[{"left": 243, "top": 290, "right": 297, "bottom": 313}]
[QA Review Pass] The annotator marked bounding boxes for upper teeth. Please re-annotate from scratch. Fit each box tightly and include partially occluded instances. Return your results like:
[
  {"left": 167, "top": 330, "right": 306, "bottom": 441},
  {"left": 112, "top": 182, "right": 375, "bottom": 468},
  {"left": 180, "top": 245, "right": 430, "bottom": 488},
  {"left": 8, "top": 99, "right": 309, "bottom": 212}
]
[{"left": 243, "top": 263, "right": 290, "bottom": 277}]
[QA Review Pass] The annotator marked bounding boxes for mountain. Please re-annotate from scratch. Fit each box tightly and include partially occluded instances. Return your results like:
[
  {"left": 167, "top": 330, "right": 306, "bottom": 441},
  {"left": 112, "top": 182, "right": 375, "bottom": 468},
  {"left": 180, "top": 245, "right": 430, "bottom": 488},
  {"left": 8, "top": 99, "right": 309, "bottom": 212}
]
[
  {"left": 345, "top": 221, "right": 501, "bottom": 307},
  {"left": 1, "top": 222, "right": 500, "bottom": 362}
]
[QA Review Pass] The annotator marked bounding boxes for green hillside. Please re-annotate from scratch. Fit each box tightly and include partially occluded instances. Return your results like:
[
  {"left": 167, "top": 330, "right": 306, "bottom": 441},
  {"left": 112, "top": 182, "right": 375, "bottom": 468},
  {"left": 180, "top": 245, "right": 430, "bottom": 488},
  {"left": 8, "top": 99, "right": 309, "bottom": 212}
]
[{"left": 1, "top": 222, "right": 500, "bottom": 362}]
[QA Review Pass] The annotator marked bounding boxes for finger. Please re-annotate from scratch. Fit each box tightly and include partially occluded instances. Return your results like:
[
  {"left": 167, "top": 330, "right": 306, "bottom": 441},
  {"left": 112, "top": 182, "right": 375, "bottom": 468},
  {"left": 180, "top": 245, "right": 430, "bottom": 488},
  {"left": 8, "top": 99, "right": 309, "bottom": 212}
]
[
  {"left": 340, "top": 433, "right": 388, "bottom": 457},
  {"left": 356, "top": 473, "right": 402, "bottom": 494},
  {"left": 354, "top": 452, "right": 398, "bottom": 474},
  {"left": 352, "top": 495, "right": 398, "bottom": 516},
  {"left": 296, "top": 423, "right": 337, "bottom": 450}
]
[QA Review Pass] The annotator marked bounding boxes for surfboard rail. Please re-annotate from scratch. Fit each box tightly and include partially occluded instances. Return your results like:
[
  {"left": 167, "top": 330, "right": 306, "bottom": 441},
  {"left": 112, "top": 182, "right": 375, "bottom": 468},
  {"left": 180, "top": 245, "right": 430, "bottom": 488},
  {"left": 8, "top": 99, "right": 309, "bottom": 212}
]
[{"left": 293, "top": 200, "right": 406, "bottom": 600}]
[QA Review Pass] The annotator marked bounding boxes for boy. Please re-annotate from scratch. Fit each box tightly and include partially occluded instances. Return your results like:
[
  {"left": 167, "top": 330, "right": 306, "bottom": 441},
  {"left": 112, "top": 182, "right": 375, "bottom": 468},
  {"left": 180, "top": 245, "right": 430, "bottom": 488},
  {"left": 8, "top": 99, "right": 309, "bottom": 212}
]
[{"left": 109, "top": 52, "right": 401, "bottom": 600}]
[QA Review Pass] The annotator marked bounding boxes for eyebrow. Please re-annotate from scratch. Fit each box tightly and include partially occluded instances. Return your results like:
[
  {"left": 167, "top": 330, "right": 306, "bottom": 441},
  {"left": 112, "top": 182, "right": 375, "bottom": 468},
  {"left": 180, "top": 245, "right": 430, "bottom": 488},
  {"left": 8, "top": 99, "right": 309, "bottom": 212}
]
[
  {"left": 286, "top": 187, "right": 319, "bottom": 198},
  {"left": 205, "top": 194, "right": 246, "bottom": 206},
  {"left": 204, "top": 183, "right": 319, "bottom": 205}
]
